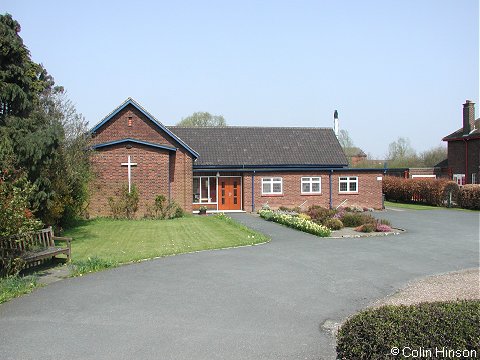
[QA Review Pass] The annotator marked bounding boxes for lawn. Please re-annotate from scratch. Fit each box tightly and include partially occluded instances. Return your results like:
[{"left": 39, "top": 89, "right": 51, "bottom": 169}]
[
  {"left": 63, "top": 215, "right": 269, "bottom": 263},
  {"left": 384, "top": 201, "right": 474, "bottom": 211}
]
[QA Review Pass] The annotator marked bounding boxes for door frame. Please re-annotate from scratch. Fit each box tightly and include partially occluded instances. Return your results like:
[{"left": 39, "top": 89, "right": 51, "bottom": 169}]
[{"left": 217, "top": 176, "right": 243, "bottom": 211}]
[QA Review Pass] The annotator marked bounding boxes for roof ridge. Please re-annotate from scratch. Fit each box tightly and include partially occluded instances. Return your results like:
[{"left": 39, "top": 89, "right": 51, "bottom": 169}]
[{"left": 168, "top": 125, "right": 333, "bottom": 130}]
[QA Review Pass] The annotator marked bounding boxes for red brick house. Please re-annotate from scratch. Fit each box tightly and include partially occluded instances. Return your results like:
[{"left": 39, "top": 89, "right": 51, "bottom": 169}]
[
  {"left": 88, "top": 98, "right": 384, "bottom": 216},
  {"left": 442, "top": 100, "right": 480, "bottom": 185}
]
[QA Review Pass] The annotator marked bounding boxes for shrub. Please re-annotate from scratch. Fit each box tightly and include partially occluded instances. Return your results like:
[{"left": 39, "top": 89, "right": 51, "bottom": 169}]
[
  {"left": 145, "top": 195, "right": 185, "bottom": 219},
  {"left": 108, "top": 184, "right": 139, "bottom": 219},
  {"left": 458, "top": 185, "right": 480, "bottom": 210},
  {"left": 378, "top": 218, "right": 391, "bottom": 227},
  {"left": 259, "top": 210, "right": 331, "bottom": 237},
  {"left": 324, "top": 218, "right": 344, "bottom": 230},
  {"left": 355, "top": 223, "right": 375, "bottom": 233},
  {"left": 341, "top": 213, "right": 376, "bottom": 227},
  {"left": 0, "top": 172, "right": 42, "bottom": 237},
  {"left": 376, "top": 223, "right": 392, "bottom": 232},
  {"left": 383, "top": 176, "right": 459, "bottom": 207},
  {"left": 337, "top": 300, "right": 480, "bottom": 360},
  {"left": 305, "top": 205, "right": 337, "bottom": 225}
]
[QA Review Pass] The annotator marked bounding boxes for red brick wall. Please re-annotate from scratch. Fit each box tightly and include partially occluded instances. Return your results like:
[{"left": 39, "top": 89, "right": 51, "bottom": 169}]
[
  {"left": 88, "top": 104, "right": 194, "bottom": 217},
  {"left": 448, "top": 138, "right": 480, "bottom": 184},
  {"left": 92, "top": 104, "right": 177, "bottom": 146},
  {"left": 241, "top": 171, "right": 383, "bottom": 211}
]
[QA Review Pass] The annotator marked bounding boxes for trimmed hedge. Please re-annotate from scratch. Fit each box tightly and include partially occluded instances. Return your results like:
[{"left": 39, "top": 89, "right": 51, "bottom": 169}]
[
  {"left": 383, "top": 177, "right": 459, "bottom": 207},
  {"left": 458, "top": 185, "right": 480, "bottom": 210},
  {"left": 337, "top": 300, "right": 480, "bottom": 360}
]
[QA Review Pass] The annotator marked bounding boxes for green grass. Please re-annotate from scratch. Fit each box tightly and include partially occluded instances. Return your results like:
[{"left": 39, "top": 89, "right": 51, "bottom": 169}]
[
  {"left": 0, "top": 275, "right": 38, "bottom": 304},
  {"left": 63, "top": 215, "right": 269, "bottom": 264},
  {"left": 385, "top": 201, "right": 475, "bottom": 212},
  {"left": 384, "top": 201, "right": 442, "bottom": 210}
]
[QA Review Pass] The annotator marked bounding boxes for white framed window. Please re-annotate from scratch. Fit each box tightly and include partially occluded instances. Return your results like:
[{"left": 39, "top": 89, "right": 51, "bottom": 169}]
[
  {"left": 453, "top": 174, "right": 465, "bottom": 186},
  {"left": 193, "top": 176, "right": 217, "bottom": 204},
  {"left": 301, "top": 177, "right": 321, "bottom": 194},
  {"left": 472, "top": 173, "right": 477, "bottom": 184},
  {"left": 339, "top": 176, "right": 358, "bottom": 193},
  {"left": 262, "top": 177, "right": 283, "bottom": 195}
]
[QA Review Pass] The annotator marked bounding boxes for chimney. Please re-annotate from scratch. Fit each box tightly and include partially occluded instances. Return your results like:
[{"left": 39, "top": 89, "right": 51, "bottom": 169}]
[
  {"left": 333, "top": 110, "right": 339, "bottom": 137},
  {"left": 463, "top": 100, "right": 475, "bottom": 135}
]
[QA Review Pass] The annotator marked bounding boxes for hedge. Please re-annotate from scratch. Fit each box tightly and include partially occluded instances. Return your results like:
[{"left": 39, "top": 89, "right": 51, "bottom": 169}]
[
  {"left": 383, "top": 177, "right": 459, "bottom": 207},
  {"left": 337, "top": 300, "right": 480, "bottom": 360},
  {"left": 458, "top": 185, "right": 480, "bottom": 210}
]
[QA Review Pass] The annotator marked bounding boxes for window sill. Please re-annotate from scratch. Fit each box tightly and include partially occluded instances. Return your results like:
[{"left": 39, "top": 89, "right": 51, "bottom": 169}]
[
  {"left": 301, "top": 193, "right": 322, "bottom": 196},
  {"left": 338, "top": 192, "right": 358, "bottom": 195},
  {"left": 261, "top": 194, "right": 284, "bottom": 197}
]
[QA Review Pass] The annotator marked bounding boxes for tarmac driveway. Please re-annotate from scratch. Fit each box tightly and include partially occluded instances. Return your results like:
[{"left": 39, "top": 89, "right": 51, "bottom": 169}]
[{"left": 0, "top": 209, "right": 478, "bottom": 360}]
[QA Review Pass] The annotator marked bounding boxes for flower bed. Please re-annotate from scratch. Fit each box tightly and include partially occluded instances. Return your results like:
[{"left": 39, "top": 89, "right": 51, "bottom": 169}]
[
  {"left": 259, "top": 205, "right": 394, "bottom": 235},
  {"left": 259, "top": 210, "right": 331, "bottom": 237}
]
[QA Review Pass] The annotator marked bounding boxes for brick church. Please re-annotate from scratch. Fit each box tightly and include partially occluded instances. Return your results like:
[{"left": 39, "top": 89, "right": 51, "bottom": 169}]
[{"left": 88, "top": 98, "right": 383, "bottom": 217}]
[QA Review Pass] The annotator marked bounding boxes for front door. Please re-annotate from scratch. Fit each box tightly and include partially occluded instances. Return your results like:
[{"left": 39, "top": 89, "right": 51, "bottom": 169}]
[{"left": 218, "top": 177, "right": 242, "bottom": 211}]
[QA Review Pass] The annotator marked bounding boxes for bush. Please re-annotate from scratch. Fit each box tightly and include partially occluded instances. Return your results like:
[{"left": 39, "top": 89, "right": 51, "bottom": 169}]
[
  {"left": 458, "top": 185, "right": 480, "bottom": 210},
  {"left": 355, "top": 223, "right": 375, "bottom": 233},
  {"left": 324, "top": 218, "right": 344, "bottom": 230},
  {"left": 337, "top": 300, "right": 480, "bottom": 360},
  {"left": 378, "top": 218, "right": 391, "bottom": 227},
  {"left": 259, "top": 210, "right": 331, "bottom": 237},
  {"left": 376, "top": 223, "right": 392, "bottom": 232},
  {"left": 108, "top": 184, "right": 139, "bottom": 219},
  {"left": 145, "top": 195, "right": 185, "bottom": 219},
  {"left": 305, "top": 205, "right": 337, "bottom": 225},
  {"left": 383, "top": 177, "right": 459, "bottom": 207},
  {"left": 341, "top": 213, "right": 376, "bottom": 227}
]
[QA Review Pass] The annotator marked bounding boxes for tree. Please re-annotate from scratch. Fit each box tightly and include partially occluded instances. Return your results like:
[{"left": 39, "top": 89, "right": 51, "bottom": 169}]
[
  {"left": 387, "top": 137, "right": 416, "bottom": 160},
  {"left": 0, "top": 14, "right": 91, "bottom": 227},
  {"left": 337, "top": 129, "right": 354, "bottom": 149},
  {"left": 0, "top": 14, "right": 53, "bottom": 123},
  {"left": 420, "top": 145, "right": 447, "bottom": 167},
  {"left": 177, "top": 112, "right": 226, "bottom": 127}
]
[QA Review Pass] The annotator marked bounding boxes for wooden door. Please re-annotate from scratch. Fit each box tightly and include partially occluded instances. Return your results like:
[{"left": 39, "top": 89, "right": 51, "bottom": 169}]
[{"left": 218, "top": 177, "right": 241, "bottom": 211}]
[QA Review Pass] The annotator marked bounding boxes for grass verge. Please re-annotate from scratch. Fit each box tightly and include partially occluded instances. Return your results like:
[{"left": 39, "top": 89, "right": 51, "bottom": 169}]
[
  {"left": 383, "top": 201, "right": 473, "bottom": 211},
  {"left": 0, "top": 275, "right": 39, "bottom": 304},
  {"left": 63, "top": 214, "right": 269, "bottom": 265}
]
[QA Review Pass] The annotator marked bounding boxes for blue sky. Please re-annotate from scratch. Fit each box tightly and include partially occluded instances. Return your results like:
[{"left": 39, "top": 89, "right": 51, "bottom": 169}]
[{"left": 2, "top": 0, "right": 478, "bottom": 157}]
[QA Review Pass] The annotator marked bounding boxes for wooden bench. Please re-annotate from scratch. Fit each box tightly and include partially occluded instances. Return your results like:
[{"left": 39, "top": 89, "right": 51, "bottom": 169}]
[{"left": 0, "top": 227, "right": 71, "bottom": 268}]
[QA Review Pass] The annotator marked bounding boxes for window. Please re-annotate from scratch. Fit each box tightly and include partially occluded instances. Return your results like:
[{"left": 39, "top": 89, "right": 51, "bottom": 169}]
[
  {"left": 301, "top": 177, "right": 321, "bottom": 194},
  {"left": 193, "top": 176, "right": 217, "bottom": 203},
  {"left": 453, "top": 174, "right": 466, "bottom": 186},
  {"left": 262, "top": 177, "right": 282, "bottom": 195},
  {"left": 339, "top": 176, "right": 358, "bottom": 193},
  {"left": 128, "top": 116, "right": 133, "bottom": 127},
  {"left": 472, "top": 173, "right": 477, "bottom": 184}
]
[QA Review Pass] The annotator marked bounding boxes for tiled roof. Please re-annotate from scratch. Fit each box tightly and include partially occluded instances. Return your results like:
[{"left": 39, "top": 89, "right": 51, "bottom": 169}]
[
  {"left": 167, "top": 126, "right": 348, "bottom": 168},
  {"left": 443, "top": 118, "right": 480, "bottom": 140}
]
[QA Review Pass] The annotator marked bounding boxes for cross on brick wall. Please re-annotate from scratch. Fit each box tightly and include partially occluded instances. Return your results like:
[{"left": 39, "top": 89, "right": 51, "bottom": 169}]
[{"left": 121, "top": 155, "right": 137, "bottom": 193}]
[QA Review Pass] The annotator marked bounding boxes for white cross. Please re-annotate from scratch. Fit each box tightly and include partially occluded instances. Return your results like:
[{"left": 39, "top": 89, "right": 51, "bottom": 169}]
[{"left": 121, "top": 155, "right": 137, "bottom": 193}]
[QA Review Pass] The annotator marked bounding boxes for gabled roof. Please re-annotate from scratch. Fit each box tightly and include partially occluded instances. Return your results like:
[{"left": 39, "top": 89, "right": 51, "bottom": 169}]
[
  {"left": 443, "top": 118, "right": 480, "bottom": 141},
  {"left": 168, "top": 126, "right": 348, "bottom": 168},
  {"left": 90, "top": 98, "right": 199, "bottom": 158},
  {"left": 91, "top": 138, "right": 177, "bottom": 152}
]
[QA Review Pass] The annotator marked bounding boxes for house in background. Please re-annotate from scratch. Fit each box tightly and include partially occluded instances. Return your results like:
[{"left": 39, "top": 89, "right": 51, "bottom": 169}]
[
  {"left": 88, "top": 98, "right": 384, "bottom": 217},
  {"left": 344, "top": 147, "right": 367, "bottom": 166},
  {"left": 442, "top": 100, "right": 480, "bottom": 185}
]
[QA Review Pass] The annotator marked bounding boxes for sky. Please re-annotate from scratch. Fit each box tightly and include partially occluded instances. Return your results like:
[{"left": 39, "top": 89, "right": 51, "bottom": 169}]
[{"left": 2, "top": 0, "right": 479, "bottom": 158}]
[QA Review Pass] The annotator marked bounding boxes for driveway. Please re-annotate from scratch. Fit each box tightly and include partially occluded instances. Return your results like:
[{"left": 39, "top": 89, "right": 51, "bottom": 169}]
[{"left": 0, "top": 209, "right": 478, "bottom": 360}]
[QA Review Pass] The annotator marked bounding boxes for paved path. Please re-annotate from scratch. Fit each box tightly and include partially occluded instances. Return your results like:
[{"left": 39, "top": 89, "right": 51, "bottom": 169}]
[{"left": 0, "top": 209, "right": 478, "bottom": 359}]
